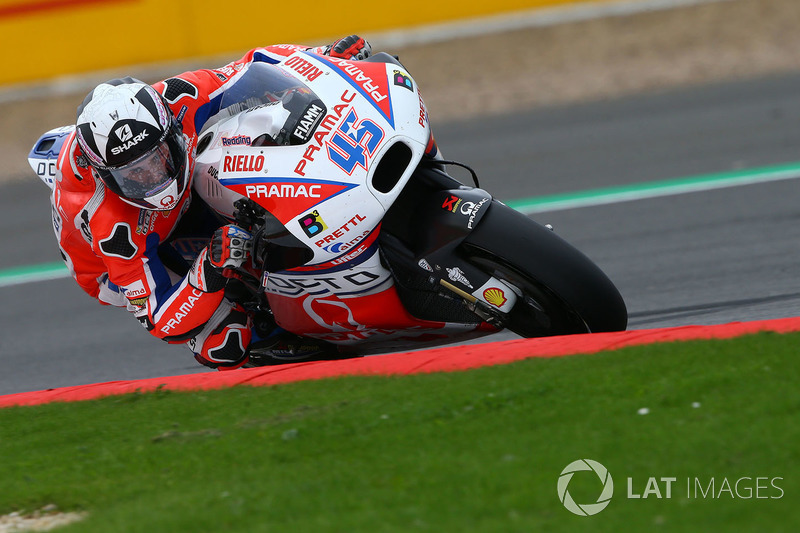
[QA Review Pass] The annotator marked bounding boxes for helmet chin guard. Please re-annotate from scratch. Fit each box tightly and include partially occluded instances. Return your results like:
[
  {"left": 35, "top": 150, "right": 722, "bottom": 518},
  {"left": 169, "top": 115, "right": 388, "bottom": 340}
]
[{"left": 117, "top": 173, "right": 186, "bottom": 211}]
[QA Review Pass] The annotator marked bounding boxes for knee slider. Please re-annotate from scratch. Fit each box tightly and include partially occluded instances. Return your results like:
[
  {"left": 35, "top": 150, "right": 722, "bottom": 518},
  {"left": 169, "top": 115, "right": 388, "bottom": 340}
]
[{"left": 190, "top": 303, "right": 252, "bottom": 370}]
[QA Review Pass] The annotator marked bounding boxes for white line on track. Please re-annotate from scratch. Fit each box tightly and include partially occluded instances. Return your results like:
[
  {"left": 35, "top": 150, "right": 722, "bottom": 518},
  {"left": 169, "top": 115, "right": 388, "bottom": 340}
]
[{"left": 4, "top": 159, "right": 799, "bottom": 289}]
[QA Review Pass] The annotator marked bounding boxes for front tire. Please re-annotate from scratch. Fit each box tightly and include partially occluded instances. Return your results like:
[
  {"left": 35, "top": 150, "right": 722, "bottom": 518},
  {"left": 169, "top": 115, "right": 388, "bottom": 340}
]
[{"left": 461, "top": 201, "right": 627, "bottom": 336}]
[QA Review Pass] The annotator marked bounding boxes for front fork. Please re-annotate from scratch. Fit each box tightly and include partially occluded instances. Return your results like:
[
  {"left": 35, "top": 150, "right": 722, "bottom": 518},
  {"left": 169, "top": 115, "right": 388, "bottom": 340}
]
[
  {"left": 415, "top": 253, "right": 521, "bottom": 325},
  {"left": 438, "top": 277, "right": 520, "bottom": 327},
  {"left": 389, "top": 184, "right": 522, "bottom": 322}
]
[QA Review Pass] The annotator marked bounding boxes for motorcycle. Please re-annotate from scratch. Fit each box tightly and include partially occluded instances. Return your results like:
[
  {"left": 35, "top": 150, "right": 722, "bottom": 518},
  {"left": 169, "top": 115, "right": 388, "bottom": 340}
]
[{"left": 28, "top": 51, "right": 627, "bottom": 364}]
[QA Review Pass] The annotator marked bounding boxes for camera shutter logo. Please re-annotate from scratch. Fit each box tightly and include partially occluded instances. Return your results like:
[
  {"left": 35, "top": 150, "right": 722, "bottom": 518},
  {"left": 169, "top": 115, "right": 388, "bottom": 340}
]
[{"left": 557, "top": 459, "right": 614, "bottom": 516}]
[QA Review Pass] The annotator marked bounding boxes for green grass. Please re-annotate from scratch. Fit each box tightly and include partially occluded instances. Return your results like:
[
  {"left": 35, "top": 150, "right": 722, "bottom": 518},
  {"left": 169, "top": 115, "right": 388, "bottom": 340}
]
[{"left": 0, "top": 331, "right": 798, "bottom": 532}]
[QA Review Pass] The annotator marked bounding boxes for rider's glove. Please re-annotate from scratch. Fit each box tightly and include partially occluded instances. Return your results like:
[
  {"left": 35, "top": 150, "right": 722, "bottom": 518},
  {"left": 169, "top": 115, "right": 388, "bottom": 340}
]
[
  {"left": 324, "top": 35, "right": 372, "bottom": 60},
  {"left": 188, "top": 225, "right": 253, "bottom": 293},
  {"left": 208, "top": 225, "right": 253, "bottom": 270}
]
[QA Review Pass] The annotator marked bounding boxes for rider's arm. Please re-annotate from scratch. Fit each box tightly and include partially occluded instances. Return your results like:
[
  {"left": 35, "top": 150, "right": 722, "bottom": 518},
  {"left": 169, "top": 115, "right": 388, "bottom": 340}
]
[
  {"left": 93, "top": 206, "right": 249, "bottom": 343},
  {"left": 152, "top": 36, "right": 371, "bottom": 136},
  {"left": 100, "top": 232, "right": 225, "bottom": 342},
  {"left": 229, "top": 35, "right": 372, "bottom": 67}
]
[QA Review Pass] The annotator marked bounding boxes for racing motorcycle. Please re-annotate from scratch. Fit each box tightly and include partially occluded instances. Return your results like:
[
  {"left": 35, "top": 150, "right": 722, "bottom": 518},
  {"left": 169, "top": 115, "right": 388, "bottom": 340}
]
[{"left": 29, "top": 51, "right": 627, "bottom": 363}]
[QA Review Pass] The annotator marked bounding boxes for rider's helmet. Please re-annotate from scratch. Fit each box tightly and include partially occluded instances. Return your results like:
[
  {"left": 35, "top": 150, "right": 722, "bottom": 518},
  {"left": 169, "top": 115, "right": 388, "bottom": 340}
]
[{"left": 75, "top": 77, "right": 187, "bottom": 210}]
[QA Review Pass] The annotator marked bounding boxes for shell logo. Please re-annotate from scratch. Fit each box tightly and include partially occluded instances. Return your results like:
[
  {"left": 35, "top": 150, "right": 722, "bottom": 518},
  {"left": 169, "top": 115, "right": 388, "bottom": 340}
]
[{"left": 483, "top": 288, "right": 507, "bottom": 307}]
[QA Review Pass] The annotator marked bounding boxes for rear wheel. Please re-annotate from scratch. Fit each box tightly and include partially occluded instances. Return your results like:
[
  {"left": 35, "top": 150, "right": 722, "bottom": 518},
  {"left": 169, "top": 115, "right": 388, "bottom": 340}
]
[{"left": 461, "top": 201, "right": 627, "bottom": 337}]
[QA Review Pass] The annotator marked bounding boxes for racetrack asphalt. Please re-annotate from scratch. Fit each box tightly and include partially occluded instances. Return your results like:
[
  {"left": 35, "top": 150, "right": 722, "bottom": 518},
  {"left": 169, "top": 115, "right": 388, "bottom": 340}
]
[{"left": 2, "top": 71, "right": 800, "bottom": 395}]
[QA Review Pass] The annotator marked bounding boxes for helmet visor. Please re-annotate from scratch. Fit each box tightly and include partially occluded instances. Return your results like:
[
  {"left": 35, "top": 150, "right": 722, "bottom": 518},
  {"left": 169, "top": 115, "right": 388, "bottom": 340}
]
[{"left": 105, "top": 129, "right": 184, "bottom": 200}]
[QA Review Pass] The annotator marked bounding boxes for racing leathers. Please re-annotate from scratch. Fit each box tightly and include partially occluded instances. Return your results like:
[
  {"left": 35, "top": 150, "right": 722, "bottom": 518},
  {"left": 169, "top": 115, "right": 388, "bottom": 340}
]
[{"left": 51, "top": 42, "right": 365, "bottom": 369}]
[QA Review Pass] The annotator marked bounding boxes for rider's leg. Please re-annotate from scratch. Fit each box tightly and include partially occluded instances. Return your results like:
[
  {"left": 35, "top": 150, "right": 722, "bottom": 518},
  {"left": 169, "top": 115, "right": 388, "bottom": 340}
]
[{"left": 187, "top": 299, "right": 252, "bottom": 370}]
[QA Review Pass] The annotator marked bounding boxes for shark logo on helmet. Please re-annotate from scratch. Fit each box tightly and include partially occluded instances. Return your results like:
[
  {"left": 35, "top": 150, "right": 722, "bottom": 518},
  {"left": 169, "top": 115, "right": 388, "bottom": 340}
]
[{"left": 110, "top": 129, "right": 150, "bottom": 156}]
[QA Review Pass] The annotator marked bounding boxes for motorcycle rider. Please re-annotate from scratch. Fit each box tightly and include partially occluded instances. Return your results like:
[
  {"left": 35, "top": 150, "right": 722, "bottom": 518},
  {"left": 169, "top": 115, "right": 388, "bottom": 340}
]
[{"left": 53, "top": 36, "right": 372, "bottom": 370}]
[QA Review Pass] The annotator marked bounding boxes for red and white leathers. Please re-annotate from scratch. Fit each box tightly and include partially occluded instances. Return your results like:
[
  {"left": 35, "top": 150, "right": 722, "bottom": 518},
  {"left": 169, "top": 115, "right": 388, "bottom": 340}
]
[{"left": 52, "top": 44, "right": 329, "bottom": 369}]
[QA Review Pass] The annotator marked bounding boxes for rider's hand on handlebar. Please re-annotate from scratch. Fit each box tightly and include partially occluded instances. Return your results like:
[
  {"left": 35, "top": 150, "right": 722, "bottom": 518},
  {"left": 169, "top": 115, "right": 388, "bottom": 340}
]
[
  {"left": 325, "top": 35, "right": 372, "bottom": 60},
  {"left": 208, "top": 225, "right": 253, "bottom": 271}
]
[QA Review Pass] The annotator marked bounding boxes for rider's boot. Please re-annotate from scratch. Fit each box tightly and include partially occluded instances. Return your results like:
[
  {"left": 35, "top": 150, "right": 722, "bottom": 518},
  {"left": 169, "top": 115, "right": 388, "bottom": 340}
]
[{"left": 246, "top": 312, "right": 339, "bottom": 365}]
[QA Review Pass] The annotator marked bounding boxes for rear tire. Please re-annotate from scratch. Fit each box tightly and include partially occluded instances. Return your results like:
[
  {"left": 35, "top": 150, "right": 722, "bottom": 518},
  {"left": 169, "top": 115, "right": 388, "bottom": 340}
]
[{"left": 462, "top": 201, "right": 627, "bottom": 336}]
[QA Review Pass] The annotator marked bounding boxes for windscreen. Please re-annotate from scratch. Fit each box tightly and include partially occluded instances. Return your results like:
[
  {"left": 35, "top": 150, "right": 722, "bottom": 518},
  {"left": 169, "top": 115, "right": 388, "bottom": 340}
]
[{"left": 212, "top": 62, "right": 327, "bottom": 146}]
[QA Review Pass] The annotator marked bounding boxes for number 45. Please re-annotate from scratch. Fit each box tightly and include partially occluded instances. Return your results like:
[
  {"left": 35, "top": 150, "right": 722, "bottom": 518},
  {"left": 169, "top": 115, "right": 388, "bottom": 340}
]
[{"left": 327, "top": 109, "right": 385, "bottom": 175}]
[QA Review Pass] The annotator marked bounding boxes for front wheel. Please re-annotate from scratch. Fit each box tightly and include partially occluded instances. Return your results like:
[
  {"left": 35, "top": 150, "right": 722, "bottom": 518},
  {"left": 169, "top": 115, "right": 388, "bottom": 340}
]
[{"left": 461, "top": 201, "right": 627, "bottom": 337}]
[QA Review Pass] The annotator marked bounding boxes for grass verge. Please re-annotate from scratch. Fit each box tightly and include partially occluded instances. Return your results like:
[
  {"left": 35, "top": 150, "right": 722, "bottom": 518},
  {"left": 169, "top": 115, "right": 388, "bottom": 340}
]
[{"left": 0, "top": 331, "right": 798, "bottom": 532}]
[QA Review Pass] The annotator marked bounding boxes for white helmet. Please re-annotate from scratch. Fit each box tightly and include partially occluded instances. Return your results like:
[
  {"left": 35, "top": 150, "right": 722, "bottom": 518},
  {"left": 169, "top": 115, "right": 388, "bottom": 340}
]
[{"left": 76, "top": 78, "right": 188, "bottom": 210}]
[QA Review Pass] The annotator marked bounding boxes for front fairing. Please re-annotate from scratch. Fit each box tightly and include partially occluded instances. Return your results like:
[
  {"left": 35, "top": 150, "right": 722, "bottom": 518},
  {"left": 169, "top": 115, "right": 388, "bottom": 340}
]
[{"left": 193, "top": 52, "right": 432, "bottom": 266}]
